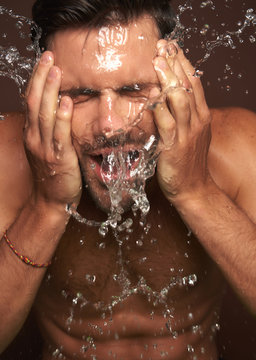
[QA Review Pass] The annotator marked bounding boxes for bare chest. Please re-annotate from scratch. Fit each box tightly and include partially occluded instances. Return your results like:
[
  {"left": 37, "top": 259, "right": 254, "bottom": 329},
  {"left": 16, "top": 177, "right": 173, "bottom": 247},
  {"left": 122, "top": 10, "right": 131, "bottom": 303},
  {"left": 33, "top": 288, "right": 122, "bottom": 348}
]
[
  {"left": 34, "top": 200, "right": 224, "bottom": 359},
  {"left": 37, "top": 202, "right": 220, "bottom": 314}
]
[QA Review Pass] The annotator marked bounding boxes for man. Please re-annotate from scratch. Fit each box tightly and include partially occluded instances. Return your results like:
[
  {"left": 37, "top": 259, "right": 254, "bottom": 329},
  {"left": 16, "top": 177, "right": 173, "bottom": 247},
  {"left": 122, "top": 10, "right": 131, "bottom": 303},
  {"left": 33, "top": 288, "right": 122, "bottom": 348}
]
[{"left": 0, "top": 0, "right": 256, "bottom": 359}]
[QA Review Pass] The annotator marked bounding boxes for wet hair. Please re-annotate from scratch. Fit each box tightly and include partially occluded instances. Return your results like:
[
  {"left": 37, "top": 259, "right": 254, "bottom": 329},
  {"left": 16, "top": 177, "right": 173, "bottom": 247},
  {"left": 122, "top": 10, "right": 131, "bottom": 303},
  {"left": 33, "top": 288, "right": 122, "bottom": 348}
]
[{"left": 31, "top": 0, "right": 176, "bottom": 50}]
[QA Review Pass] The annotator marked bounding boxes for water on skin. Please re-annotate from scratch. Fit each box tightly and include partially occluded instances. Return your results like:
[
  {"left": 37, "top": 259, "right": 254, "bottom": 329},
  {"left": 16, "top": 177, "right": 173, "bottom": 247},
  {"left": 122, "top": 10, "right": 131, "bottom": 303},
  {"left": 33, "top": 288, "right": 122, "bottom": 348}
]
[{"left": 0, "top": 2, "right": 255, "bottom": 358}]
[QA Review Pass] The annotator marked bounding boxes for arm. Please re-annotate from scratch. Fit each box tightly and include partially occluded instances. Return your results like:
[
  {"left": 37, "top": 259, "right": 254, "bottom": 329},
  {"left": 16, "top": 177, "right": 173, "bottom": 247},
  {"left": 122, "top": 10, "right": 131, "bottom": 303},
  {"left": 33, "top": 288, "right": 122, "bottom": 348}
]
[
  {"left": 152, "top": 40, "right": 256, "bottom": 313},
  {"left": 172, "top": 177, "right": 256, "bottom": 313},
  {"left": 0, "top": 51, "right": 81, "bottom": 352}
]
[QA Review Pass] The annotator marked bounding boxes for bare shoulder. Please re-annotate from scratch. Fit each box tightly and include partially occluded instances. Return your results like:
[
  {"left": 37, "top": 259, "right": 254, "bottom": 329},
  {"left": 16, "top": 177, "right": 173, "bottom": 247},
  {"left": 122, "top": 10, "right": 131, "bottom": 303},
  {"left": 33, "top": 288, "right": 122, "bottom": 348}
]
[
  {"left": 0, "top": 111, "right": 25, "bottom": 139},
  {"left": 210, "top": 106, "right": 256, "bottom": 158},
  {"left": 209, "top": 107, "right": 256, "bottom": 220},
  {"left": 0, "top": 112, "right": 32, "bottom": 230},
  {"left": 211, "top": 106, "right": 256, "bottom": 139}
]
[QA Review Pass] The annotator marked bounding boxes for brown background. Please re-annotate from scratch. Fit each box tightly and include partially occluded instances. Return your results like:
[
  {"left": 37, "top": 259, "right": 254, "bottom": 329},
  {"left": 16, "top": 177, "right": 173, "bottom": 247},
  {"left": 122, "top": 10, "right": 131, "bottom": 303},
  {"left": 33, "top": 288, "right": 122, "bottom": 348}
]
[{"left": 0, "top": 0, "right": 256, "bottom": 359}]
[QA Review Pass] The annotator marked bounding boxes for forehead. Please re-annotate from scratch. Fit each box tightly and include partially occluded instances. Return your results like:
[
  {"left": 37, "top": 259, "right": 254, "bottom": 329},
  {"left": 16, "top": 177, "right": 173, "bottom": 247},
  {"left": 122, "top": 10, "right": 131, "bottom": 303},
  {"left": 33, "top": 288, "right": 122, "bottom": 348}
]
[{"left": 49, "top": 16, "right": 160, "bottom": 90}]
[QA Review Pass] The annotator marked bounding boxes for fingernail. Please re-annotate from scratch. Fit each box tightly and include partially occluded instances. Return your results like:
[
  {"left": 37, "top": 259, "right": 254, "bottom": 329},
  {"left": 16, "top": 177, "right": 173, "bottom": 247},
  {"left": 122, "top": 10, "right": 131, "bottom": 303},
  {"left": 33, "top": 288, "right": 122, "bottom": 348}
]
[
  {"left": 48, "top": 67, "right": 58, "bottom": 79},
  {"left": 40, "top": 52, "right": 52, "bottom": 65},
  {"left": 158, "top": 45, "right": 167, "bottom": 57},
  {"left": 167, "top": 43, "right": 178, "bottom": 57},
  {"left": 61, "top": 96, "right": 71, "bottom": 110},
  {"left": 156, "top": 40, "right": 167, "bottom": 49}
]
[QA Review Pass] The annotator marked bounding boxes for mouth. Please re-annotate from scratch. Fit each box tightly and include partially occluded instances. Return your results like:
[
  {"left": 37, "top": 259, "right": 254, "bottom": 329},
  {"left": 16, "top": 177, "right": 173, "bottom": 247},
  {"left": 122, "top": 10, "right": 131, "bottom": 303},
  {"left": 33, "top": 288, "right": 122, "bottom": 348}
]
[{"left": 89, "top": 149, "right": 141, "bottom": 184}]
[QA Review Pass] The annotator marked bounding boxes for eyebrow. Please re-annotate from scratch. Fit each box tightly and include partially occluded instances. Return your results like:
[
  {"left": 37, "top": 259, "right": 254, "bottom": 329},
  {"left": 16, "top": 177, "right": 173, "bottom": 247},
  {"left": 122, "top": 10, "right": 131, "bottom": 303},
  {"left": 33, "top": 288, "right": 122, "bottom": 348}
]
[
  {"left": 59, "top": 82, "right": 159, "bottom": 98},
  {"left": 59, "top": 87, "right": 99, "bottom": 98}
]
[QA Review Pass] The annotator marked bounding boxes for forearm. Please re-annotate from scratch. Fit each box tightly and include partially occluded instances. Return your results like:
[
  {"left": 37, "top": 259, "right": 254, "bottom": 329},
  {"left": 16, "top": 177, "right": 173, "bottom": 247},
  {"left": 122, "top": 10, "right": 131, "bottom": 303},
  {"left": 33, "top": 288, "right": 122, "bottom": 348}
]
[
  {"left": 171, "top": 179, "right": 256, "bottom": 314},
  {"left": 0, "top": 196, "right": 69, "bottom": 352}
]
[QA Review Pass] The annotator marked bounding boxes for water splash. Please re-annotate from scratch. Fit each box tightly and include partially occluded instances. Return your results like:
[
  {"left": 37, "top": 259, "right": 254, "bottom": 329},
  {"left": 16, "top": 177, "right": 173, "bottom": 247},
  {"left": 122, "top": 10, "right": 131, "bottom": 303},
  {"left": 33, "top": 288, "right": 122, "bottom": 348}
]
[
  {"left": 67, "top": 133, "right": 158, "bottom": 236},
  {"left": 170, "top": 3, "right": 256, "bottom": 74},
  {"left": 0, "top": 6, "right": 41, "bottom": 92}
]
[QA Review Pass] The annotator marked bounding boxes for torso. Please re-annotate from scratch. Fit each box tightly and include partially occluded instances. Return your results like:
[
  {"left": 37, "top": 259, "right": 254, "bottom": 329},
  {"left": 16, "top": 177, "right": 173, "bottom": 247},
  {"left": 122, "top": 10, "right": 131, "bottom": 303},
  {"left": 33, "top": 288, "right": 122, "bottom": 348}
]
[
  {"left": 34, "top": 181, "right": 224, "bottom": 360},
  {"left": 0, "top": 109, "right": 240, "bottom": 360}
]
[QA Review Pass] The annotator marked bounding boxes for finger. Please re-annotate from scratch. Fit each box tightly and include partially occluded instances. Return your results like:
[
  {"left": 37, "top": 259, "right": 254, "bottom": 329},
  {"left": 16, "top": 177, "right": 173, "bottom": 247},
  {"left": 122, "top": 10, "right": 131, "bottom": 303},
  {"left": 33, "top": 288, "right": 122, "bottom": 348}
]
[
  {"left": 157, "top": 41, "right": 193, "bottom": 94},
  {"left": 26, "top": 51, "right": 54, "bottom": 132},
  {"left": 176, "top": 46, "right": 210, "bottom": 120},
  {"left": 150, "top": 87, "right": 176, "bottom": 148},
  {"left": 156, "top": 39, "right": 169, "bottom": 54},
  {"left": 153, "top": 56, "right": 191, "bottom": 140},
  {"left": 53, "top": 96, "right": 74, "bottom": 151},
  {"left": 39, "top": 66, "right": 62, "bottom": 147}
]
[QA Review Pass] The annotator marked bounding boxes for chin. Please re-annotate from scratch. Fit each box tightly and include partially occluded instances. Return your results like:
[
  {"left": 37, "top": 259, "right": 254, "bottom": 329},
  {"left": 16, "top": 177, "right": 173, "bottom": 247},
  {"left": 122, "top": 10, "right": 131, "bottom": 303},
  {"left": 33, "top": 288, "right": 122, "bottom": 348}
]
[{"left": 85, "top": 177, "right": 135, "bottom": 214}]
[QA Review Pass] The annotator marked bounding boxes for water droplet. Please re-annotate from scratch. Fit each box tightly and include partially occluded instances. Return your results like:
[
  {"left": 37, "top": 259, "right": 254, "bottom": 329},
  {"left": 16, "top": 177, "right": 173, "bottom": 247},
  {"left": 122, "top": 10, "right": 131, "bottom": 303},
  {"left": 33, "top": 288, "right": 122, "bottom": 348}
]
[
  {"left": 136, "top": 239, "right": 143, "bottom": 247},
  {"left": 249, "top": 35, "right": 256, "bottom": 43},
  {"left": 80, "top": 345, "right": 88, "bottom": 353},
  {"left": 61, "top": 290, "right": 68, "bottom": 299},
  {"left": 200, "top": 24, "right": 210, "bottom": 35},
  {"left": 172, "top": 331, "right": 178, "bottom": 339},
  {"left": 143, "top": 223, "right": 151, "bottom": 234},
  {"left": 15, "top": 20, "right": 23, "bottom": 29},
  {"left": 188, "top": 274, "right": 198, "bottom": 286},
  {"left": 99, "top": 224, "right": 108, "bottom": 237},
  {"left": 187, "top": 344, "right": 195, "bottom": 353},
  {"left": 192, "top": 325, "right": 200, "bottom": 333},
  {"left": 211, "top": 322, "right": 221, "bottom": 332},
  {"left": 138, "top": 256, "right": 147, "bottom": 264},
  {"left": 194, "top": 69, "right": 204, "bottom": 78},
  {"left": 200, "top": 0, "right": 215, "bottom": 10},
  {"left": 188, "top": 312, "right": 194, "bottom": 320},
  {"left": 52, "top": 349, "right": 61, "bottom": 358},
  {"left": 85, "top": 274, "right": 96, "bottom": 284},
  {"left": 68, "top": 270, "right": 73, "bottom": 277},
  {"left": 201, "top": 346, "right": 206, "bottom": 354}
]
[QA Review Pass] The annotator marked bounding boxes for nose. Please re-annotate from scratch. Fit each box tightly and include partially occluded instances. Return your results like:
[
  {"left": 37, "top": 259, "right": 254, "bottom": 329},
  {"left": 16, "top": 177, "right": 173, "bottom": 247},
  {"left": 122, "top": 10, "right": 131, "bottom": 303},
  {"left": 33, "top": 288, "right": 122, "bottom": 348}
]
[{"left": 97, "top": 90, "right": 125, "bottom": 137}]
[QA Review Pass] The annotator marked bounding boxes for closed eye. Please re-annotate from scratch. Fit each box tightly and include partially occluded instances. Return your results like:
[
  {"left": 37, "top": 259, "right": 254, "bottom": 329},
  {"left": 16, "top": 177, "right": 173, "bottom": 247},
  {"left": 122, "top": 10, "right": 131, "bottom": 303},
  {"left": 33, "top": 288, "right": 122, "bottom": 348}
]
[
  {"left": 72, "top": 92, "right": 99, "bottom": 104},
  {"left": 59, "top": 88, "right": 100, "bottom": 105},
  {"left": 118, "top": 84, "right": 153, "bottom": 99}
]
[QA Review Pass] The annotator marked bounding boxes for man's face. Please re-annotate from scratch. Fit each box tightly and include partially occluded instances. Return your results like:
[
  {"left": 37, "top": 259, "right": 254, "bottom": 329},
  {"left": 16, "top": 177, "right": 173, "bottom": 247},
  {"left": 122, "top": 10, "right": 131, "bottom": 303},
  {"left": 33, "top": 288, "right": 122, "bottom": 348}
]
[{"left": 49, "top": 16, "right": 160, "bottom": 212}]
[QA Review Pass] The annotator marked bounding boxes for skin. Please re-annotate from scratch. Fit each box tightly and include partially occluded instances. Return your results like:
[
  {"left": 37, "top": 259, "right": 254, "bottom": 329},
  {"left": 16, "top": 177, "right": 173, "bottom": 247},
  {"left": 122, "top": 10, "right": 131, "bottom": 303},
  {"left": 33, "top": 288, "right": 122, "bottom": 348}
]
[{"left": 1, "top": 15, "right": 256, "bottom": 360}]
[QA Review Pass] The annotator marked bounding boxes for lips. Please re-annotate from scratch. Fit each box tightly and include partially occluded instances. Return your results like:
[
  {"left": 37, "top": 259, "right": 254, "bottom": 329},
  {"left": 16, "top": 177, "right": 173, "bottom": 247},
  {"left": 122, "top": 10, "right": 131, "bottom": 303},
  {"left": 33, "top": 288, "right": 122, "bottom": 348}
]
[{"left": 89, "top": 149, "right": 141, "bottom": 184}]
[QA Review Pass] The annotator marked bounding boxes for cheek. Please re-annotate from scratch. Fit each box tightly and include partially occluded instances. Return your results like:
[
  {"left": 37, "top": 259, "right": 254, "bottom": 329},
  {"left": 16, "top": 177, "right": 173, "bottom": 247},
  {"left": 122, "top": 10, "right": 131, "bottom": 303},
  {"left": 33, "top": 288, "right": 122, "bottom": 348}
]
[
  {"left": 139, "top": 111, "right": 158, "bottom": 133},
  {"left": 71, "top": 107, "right": 95, "bottom": 144}
]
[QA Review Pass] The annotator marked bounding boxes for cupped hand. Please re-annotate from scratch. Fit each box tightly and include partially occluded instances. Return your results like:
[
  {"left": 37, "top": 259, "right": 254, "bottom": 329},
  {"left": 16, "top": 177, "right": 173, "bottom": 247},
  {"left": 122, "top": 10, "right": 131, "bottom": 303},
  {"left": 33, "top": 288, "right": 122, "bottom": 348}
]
[
  {"left": 152, "top": 40, "right": 212, "bottom": 202},
  {"left": 24, "top": 51, "right": 82, "bottom": 208}
]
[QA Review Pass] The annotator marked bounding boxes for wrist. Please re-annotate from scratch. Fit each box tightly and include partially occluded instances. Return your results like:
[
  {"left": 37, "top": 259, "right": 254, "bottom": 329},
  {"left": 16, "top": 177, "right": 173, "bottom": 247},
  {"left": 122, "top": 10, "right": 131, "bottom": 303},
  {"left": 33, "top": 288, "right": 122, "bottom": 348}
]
[
  {"left": 28, "top": 192, "right": 71, "bottom": 223},
  {"left": 17, "top": 193, "right": 72, "bottom": 240},
  {"left": 166, "top": 176, "right": 219, "bottom": 211},
  {"left": 2, "top": 193, "right": 71, "bottom": 268}
]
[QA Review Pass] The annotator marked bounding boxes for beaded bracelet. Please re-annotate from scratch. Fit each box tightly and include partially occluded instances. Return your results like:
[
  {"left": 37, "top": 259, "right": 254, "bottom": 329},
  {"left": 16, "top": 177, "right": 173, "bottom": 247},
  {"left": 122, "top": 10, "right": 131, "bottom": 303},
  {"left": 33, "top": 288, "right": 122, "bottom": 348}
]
[{"left": 2, "top": 230, "right": 52, "bottom": 268}]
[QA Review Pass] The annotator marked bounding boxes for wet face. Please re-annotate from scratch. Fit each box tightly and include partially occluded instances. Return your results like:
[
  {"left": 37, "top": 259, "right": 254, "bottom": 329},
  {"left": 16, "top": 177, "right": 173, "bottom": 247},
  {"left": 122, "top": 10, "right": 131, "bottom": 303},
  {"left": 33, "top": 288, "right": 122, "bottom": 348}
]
[{"left": 49, "top": 16, "right": 160, "bottom": 212}]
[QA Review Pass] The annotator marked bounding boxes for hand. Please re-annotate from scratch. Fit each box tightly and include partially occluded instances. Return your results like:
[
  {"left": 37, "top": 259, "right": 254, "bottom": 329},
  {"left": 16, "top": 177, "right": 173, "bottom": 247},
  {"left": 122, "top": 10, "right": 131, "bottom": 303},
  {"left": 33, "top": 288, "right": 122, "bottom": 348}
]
[
  {"left": 152, "top": 40, "right": 212, "bottom": 203},
  {"left": 24, "top": 51, "right": 82, "bottom": 208}
]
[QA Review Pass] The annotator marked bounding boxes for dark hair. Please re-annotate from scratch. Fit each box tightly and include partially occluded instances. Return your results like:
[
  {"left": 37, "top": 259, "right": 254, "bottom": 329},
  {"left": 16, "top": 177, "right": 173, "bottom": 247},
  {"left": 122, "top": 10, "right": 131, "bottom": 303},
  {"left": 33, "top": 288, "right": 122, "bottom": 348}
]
[{"left": 32, "top": 0, "right": 176, "bottom": 50}]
